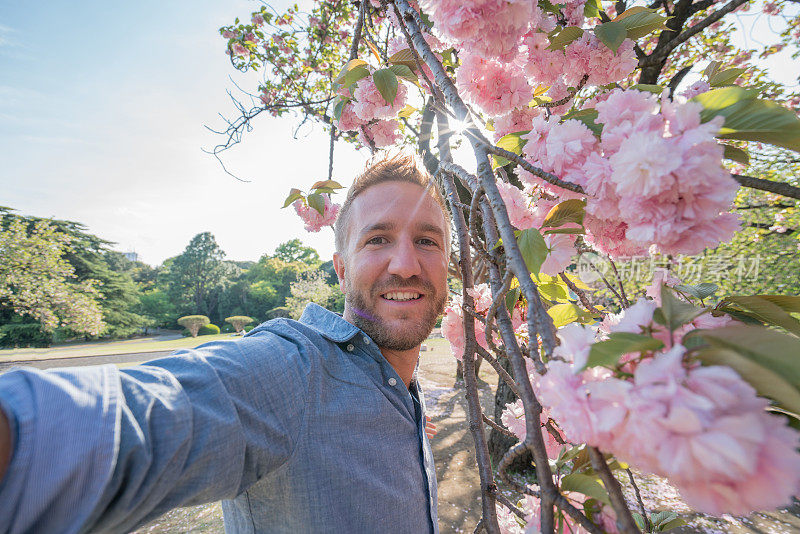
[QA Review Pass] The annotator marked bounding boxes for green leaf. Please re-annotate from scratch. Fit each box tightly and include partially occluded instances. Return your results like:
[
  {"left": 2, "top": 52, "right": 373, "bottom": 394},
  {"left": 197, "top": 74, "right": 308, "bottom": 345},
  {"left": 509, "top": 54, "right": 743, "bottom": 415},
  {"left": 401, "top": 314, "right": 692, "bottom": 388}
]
[
  {"left": 506, "top": 286, "right": 521, "bottom": 312},
  {"left": 306, "top": 193, "right": 326, "bottom": 215},
  {"left": 560, "top": 473, "right": 611, "bottom": 506},
  {"left": 518, "top": 228, "right": 548, "bottom": 275},
  {"left": 651, "top": 511, "right": 678, "bottom": 527},
  {"left": 282, "top": 188, "right": 303, "bottom": 208},
  {"left": 538, "top": 282, "right": 569, "bottom": 302},
  {"left": 543, "top": 199, "right": 586, "bottom": 228},
  {"left": 692, "top": 325, "right": 800, "bottom": 390},
  {"left": 492, "top": 131, "right": 529, "bottom": 167},
  {"left": 594, "top": 21, "right": 627, "bottom": 53},
  {"left": 543, "top": 227, "right": 586, "bottom": 235},
  {"left": 703, "top": 60, "right": 722, "bottom": 79},
  {"left": 695, "top": 345, "right": 800, "bottom": 415},
  {"left": 387, "top": 48, "right": 417, "bottom": 70},
  {"left": 692, "top": 86, "right": 800, "bottom": 153},
  {"left": 660, "top": 287, "right": 704, "bottom": 332},
  {"left": 632, "top": 513, "right": 648, "bottom": 531},
  {"left": 562, "top": 108, "right": 603, "bottom": 137},
  {"left": 387, "top": 64, "right": 419, "bottom": 84},
  {"left": 708, "top": 67, "right": 746, "bottom": 87},
  {"left": 613, "top": 8, "right": 670, "bottom": 39},
  {"left": 372, "top": 68, "right": 399, "bottom": 106},
  {"left": 630, "top": 83, "right": 665, "bottom": 94},
  {"left": 586, "top": 332, "right": 664, "bottom": 369},
  {"left": 398, "top": 104, "right": 418, "bottom": 118},
  {"left": 672, "top": 282, "right": 718, "bottom": 300},
  {"left": 547, "top": 26, "right": 584, "bottom": 51},
  {"left": 547, "top": 302, "right": 593, "bottom": 328},
  {"left": 334, "top": 58, "right": 369, "bottom": 86},
  {"left": 311, "top": 179, "right": 344, "bottom": 190},
  {"left": 659, "top": 517, "right": 687, "bottom": 531},
  {"left": 722, "top": 143, "right": 749, "bottom": 165},
  {"left": 583, "top": 0, "right": 603, "bottom": 18},
  {"left": 717, "top": 295, "right": 800, "bottom": 336},
  {"left": 332, "top": 97, "right": 347, "bottom": 121}
]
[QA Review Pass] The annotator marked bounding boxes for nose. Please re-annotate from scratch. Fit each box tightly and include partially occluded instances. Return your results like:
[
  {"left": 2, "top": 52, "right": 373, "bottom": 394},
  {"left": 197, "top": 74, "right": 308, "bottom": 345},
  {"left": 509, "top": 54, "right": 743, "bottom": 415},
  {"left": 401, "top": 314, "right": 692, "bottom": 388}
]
[{"left": 387, "top": 238, "right": 422, "bottom": 279}]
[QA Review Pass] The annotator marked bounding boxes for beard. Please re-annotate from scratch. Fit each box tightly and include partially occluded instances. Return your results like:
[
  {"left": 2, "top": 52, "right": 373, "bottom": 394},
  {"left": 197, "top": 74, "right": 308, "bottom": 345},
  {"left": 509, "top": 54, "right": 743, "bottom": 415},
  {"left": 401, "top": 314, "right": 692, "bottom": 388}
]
[{"left": 345, "top": 274, "right": 446, "bottom": 351}]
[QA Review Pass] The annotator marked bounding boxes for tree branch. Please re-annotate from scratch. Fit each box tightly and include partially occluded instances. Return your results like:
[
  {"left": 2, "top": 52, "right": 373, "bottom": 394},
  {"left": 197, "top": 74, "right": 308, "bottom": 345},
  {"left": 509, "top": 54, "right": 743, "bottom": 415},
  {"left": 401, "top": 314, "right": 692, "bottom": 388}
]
[
  {"left": 731, "top": 174, "right": 800, "bottom": 200},
  {"left": 642, "top": 0, "right": 749, "bottom": 66}
]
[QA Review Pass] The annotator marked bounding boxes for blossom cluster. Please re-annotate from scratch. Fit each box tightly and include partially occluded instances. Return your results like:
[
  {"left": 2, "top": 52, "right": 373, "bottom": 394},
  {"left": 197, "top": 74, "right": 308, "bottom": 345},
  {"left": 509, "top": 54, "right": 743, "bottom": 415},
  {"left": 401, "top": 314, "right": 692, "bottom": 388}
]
[
  {"left": 528, "top": 301, "right": 800, "bottom": 517},
  {"left": 292, "top": 194, "right": 340, "bottom": 232},
  {"left": 421, "top": 0, "right": 638, "bottom": 117},
  {"left": 514, "top": 89, "right": 740, "bottom": 257}
]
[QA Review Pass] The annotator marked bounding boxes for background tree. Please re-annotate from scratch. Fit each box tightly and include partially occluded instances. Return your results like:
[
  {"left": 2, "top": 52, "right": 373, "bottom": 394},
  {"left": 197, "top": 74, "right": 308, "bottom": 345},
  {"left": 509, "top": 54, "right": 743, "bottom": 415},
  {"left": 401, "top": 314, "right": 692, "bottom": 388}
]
[
  {"left": 285, "top": 270, "right": 338, "bottom": 318},
  {"left": 273, "top": 238, "right": 321, "bottom": 263},
  {"left": 0, "top": 210, "right": 104, "bottom": 336},
  {"left": 164, "top": 232, "right": 232, "bottom": 321}
]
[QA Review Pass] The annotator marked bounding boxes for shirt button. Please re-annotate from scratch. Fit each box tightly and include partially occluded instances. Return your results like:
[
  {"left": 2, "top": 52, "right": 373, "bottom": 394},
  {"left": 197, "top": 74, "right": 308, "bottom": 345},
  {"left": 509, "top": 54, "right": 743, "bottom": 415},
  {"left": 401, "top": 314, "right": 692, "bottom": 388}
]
[
  {"left": 363, "top": 337, "right": 370, "bottom": 344},
  {"left": 388, "top": 377, "right": 397, "bottom": 386},
  {"left": 346, "top": 344, "right": 354, "bottom": 352}
]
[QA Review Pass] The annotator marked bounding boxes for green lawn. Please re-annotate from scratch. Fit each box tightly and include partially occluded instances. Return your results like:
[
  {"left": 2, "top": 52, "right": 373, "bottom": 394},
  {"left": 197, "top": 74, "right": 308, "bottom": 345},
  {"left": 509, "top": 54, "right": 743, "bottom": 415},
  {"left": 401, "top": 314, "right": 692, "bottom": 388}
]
[{"left": 0, "top": 334, "right": 238, "bottom": 361}]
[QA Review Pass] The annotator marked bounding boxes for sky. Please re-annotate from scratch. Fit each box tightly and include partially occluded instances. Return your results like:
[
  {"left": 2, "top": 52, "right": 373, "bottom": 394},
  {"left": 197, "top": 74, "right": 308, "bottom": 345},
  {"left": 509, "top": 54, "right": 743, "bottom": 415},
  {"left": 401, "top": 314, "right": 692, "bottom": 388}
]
[
  {"left": 0, "top": 1, "right": 366, "bottom": 266},
  {"left": 1, "top": 2, "right": 797, "bottom": 267}
]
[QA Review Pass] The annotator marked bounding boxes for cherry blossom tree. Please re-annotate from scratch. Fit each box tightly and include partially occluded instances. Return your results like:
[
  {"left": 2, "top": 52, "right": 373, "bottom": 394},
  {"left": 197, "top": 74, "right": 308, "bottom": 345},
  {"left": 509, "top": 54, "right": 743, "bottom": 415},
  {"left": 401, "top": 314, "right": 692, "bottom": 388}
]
[{"left": 214, "top": 1, "right": 800, "bottom": 532}]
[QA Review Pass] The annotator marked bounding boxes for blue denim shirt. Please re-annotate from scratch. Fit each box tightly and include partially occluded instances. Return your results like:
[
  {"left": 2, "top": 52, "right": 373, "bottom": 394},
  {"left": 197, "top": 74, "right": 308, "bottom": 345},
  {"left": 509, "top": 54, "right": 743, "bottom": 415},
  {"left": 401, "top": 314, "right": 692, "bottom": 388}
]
[{"left": 0, "top": 304, "right": 438, "bottom": 533}]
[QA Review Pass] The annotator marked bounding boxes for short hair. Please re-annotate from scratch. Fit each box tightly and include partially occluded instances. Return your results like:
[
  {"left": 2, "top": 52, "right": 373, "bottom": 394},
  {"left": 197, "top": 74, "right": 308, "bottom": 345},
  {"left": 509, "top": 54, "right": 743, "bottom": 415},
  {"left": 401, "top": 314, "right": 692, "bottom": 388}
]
[{"left": 334, "top": 151, "right": 452, "bottom": 256}]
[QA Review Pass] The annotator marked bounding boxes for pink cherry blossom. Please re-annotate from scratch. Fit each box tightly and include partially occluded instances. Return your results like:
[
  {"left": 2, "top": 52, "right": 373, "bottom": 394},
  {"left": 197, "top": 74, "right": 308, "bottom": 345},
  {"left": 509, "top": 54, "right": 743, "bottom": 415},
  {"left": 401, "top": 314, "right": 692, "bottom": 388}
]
[
  {"left": 682, "top": 79, "right": 711, "bottom": 99},
  {"left": 421, "top": 0, "right": 536, "bottom": 60},
  {"left": 358, "top": 120, "right": 401, "bottom": 147},
  {"left": 336, "top": 102, "right": 367, "bottom": 132},
  {"left": 496, "top": 180, "right": 538, "bottom": 229},
  {"left": 553, "top": 323, "right": 595, "bottom": 369},
  {"left": 456, "top": 52, "right": 533, "bottom": 117},
  {"left": 493, "top": 107, "right": 541, "bottom": 141},
  {"left": 232, "top": 42, "right": 250, "bottom": 57},
  {"left": 292, "top": 194, "right": 340, "bottom": 232},
  {"left": 352, "top": 73, "right": 408, "bottom": 121},
  {"left": 539, "top": 233, "right": 576, "bottom": 275}
]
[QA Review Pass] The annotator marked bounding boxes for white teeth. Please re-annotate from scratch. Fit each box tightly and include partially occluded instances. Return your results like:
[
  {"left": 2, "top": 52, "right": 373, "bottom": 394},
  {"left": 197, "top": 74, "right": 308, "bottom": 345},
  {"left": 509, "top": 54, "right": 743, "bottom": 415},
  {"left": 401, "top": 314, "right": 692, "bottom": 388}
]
[{"left": 384, "top": 291, "right": 422, "bottom": 301}]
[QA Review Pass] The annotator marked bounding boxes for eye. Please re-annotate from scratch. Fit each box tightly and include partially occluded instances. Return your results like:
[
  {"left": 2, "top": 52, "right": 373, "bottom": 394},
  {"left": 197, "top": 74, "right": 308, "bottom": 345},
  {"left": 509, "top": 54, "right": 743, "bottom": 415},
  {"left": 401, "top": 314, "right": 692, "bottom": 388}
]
[
  {"left": 418, "top": 237, "right": 439, "bottom": 247},
  {"left": 366, "top": 236, "right": 387, "bottom": 245}
]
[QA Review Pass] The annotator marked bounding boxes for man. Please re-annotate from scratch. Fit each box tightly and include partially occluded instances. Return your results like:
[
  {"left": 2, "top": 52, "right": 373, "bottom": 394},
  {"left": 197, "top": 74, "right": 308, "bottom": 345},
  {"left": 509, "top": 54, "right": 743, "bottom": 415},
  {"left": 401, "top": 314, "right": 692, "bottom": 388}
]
[{"left": 0, "top": 153, "right": 451, "bottom": 533}]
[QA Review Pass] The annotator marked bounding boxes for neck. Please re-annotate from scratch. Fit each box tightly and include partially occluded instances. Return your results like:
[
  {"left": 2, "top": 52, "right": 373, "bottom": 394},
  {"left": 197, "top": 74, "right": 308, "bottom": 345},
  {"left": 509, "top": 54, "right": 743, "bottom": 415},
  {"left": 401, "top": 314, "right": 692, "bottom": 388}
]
[{"left": 378, "top": 346, "right": 420, "bottom": 388}]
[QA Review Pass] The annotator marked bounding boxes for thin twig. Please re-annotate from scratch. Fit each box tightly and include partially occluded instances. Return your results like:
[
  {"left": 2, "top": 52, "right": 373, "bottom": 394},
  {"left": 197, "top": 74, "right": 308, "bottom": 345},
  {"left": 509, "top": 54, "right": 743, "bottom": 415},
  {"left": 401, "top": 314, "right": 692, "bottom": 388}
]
[
  {"left": 627, "top": 468, "right": 650, "bottom": 531},
  {"left": 559, "top": 273, "right": 603, "bottom": 316},
  {"left": 607, "top": 259, "right": 630, "bottom": 308},
  {"left": 589, "top": 447, "right": 640, "bottom": 534},
  {"left": 482, "top": 413, "right": 518, "bottom": 439}
]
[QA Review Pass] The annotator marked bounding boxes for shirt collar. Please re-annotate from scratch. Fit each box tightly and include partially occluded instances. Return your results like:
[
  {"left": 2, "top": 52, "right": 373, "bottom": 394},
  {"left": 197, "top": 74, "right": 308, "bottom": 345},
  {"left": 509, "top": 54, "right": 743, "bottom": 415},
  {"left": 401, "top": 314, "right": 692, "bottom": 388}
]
[{"left": 299, "top": 303, "right": 361, "bottom": 343}]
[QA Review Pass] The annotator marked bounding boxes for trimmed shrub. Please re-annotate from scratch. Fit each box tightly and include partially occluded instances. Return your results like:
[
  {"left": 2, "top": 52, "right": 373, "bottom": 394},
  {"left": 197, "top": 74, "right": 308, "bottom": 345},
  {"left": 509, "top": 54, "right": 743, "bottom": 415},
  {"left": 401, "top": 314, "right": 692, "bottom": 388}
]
[
  {"left": 0, "top": 324, "right": 54, "bottom": 348},
  {"left": 224, "top": 315, "right": 255, "bottom": 334},
  {"left": 177, "top": 315, "right": 210, "bottom": 337},
  {"left": 221, "top": 323, "right": 235, "bottom": 333},
  {"left": 198, "top": 323, "right": 221, "bottom": 336},
  {"left": 244, "top": 325, "right": 255, "bottom": 332}
]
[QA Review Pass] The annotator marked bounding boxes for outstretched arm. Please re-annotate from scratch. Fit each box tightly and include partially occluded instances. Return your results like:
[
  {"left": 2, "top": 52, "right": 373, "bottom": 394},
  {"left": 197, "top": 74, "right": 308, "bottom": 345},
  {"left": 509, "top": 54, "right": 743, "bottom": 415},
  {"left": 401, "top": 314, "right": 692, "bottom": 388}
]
[
  {"left": 0, "top": 406, "right": 10, "bottom": 484},
  {"left": 0, "top": 332, "right": 308, "bottom": 534}
]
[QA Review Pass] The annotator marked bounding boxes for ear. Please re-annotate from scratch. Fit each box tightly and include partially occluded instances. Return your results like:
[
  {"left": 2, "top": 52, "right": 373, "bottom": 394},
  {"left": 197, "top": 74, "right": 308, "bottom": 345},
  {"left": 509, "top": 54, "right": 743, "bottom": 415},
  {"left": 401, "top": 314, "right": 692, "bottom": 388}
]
[{"left": 333, "top": 252, "right": 346, "bottom": 291}]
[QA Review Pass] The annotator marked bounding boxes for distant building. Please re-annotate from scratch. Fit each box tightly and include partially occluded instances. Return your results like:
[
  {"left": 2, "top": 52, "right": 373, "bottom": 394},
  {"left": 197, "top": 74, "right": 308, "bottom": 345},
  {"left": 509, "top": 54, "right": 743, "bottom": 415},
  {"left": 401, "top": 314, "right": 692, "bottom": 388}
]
[{"left": 123, "top": 251, "right": 139, "bottom": 262}]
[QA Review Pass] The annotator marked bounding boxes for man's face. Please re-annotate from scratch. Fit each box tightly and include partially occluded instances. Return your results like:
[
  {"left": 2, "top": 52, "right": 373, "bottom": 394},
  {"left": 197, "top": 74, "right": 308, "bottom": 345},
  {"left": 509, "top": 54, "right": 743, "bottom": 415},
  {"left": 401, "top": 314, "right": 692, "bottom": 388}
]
[{"left": 333, "top": 181, "right": 449, "bottom": 351}]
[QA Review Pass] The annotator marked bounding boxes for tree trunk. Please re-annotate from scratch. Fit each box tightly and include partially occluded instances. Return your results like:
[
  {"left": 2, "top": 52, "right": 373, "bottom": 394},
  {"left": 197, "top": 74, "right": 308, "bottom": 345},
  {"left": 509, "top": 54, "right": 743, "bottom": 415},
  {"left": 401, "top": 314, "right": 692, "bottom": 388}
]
[{"left": 488, "top": 354, "right": 533, "bottom": 471}]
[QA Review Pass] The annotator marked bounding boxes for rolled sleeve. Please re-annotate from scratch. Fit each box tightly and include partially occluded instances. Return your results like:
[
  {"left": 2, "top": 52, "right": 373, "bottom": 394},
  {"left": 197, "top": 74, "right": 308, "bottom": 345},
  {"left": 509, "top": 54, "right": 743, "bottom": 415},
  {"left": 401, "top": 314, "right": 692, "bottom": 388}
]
[{"left": 0, "top": 364, "right": 120, "bottom": 534}]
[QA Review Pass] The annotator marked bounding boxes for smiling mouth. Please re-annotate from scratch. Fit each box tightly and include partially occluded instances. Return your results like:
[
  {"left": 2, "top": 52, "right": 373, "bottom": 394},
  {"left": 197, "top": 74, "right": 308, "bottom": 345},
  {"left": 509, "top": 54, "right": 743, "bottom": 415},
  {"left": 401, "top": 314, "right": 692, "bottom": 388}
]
[{"left": 382, "top": 291, "right": 423, "bottom": 301}]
